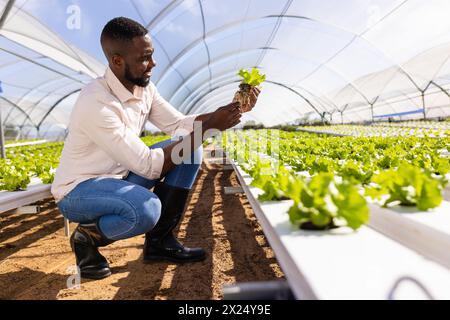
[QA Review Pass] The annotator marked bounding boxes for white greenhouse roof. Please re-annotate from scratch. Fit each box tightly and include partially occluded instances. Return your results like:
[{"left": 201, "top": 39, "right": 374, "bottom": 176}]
[{"left": 1, "top": 0, "right": 450, "bottom": 135}]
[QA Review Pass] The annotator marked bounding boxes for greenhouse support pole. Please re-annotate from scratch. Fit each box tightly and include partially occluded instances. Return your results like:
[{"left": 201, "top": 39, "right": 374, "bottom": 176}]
[
  {"left": 421, "top": 92, "right": 426, "bottom": 120},
  {"left": 0, "top": 106, "right": 5, "bottom": 159},
  {"left": 0, "top": 78, "right": 4, "bottom": 158},
  {"left": 339, "top": 104, "right": 348, "bottom": 125}
]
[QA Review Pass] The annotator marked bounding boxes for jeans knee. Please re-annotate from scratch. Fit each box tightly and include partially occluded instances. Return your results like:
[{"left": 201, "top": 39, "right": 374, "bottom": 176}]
[{"left": 139, "top": 195, "right": 161, "bottom": 233}]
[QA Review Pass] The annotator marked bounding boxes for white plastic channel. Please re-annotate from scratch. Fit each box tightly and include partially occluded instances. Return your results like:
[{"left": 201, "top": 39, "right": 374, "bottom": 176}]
[
  {"left": 230, "top": 159, "right": 450, "bottom": 300},
  {"left": 0, "top": 177, "right": 70, "bottom": 236}
]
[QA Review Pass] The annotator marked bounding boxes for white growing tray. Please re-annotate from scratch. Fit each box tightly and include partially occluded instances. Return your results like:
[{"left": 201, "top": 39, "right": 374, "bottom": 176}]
[
  {"left": 0, "top": 177, "right": 70, "bottom": 236},
  {"left": 0, "top": 177, "right": 52, "bottom": 213},
  {"left": 230, "top": 160, "right": 450, "bottom": 300},
  {"left": 368, "top": 202, "right": 450, "bottom": 269}
]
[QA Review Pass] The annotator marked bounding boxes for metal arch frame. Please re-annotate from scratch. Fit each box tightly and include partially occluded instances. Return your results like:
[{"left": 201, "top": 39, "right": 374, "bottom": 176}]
[
  {"left": 186, "top": 78, "right": 323, "bottom": 117},
  {"left": 178, "top": 71, "right": 241, "bottom": 111},
  {"left": 171, "top": 48, "right": 369, "bottom": 112},
  {"left": 190, "top": 85, "right": 310, "bottom": 126},
  {"left": 197, "top": 0, "right": 212, "bottom": 93},
  {"left": 341, "top": 94, "right": 402, "bottom": 117},
  {"left": 190, "top": 91, "right": 292, "bottom": 125},
  {"left": 178, "top": 69, "right": 334, "bottom": 114},
  {"left": 0, "top": 96, "right": 37, "bottom": 127},
  {"left": 15, "top": 75, "right": 74, "bottom": 106},
  {"left": 153, "top": 13, "right": 413, "bottom": 98},
  {"left": 0, "top": 51, "right": 77, "bottom": 91},
  {"left": 130, "top": 0, "right": 192, "bottom": 94},
  {"left": 192, "top": 85, "right": 318, "bottom": 122},
  {"left": 421, "top": 44, "right": 450, "bottom": 95},
  {"left": 180, "top": 73, "right": 332, "bottom": 116},
  {"left": 151, "top": 16, "right": 386, "bottom": 110},
  {"left": 37, "top": 88, "right": 81, "bottom": 130},
  {"left": 152, "top": 36, "right": 192, "bottom": 93},
  {"left": 255, "top": 0, "right": 293, "bottom": 67},
  {"left": 342, "top": 91, "right": 413, "bottom": 119},
  {"left": 197, "top": 92, "right": 278, "bottom": 124},
  {"left": 193, "top": 93, "right": 284, "bottom": 124},
  {"left": 0, "top": 53, "right": 31, "bottom": 69},
  {"left": 328, "top": 62, "right": 431, "bottom": 114},
  {"left": 194, "top": 87, "right": 304, "bottom": 123},
  {"left": 168, "top": 47, "right": 277, "bottom": 104},
  {"left": 16, "top": 82, "right": 82, "bottom": 130},
  {"left": 180, "top": 72, "right": 337, "bottom": 115},
  {"left": 0, "top": 0, "right": 15, "bottom": 29},
  {"left": 144, "top": 0, "right": 208, "bottom": 95},
  {"left": 0, "top": 40, "right": 87, "bottom": 132},
  {"left": 281, "top": 12, "right": 423, "bottom": 93},
  {"left": 4, "top": 79, "right": 79, "bottom": 125},
  {"left": 0, "top": 0, "right": 16, "bottom": 158},
  {"left": 2, "top": 6, "right": 103, "bottom": 79},
  {"left": 2, "top": 1, "right": 446, "bottom": 126},
  {"left": 150, "top": 11, "right": 427, "bottom": 118},
  {"left": 154, "top": 15, "right": 312, "bottom": 86},
  {"left": 145, "top": 0, "right": 186, "bottom": 31},
  {"left": 348, "top": 64, "right": 422, "bottom": 112},
  {"left": 5, "top": 4, "right": 102, "bottom": 78},
  {"left": 0, "top": 51, "right": 87, "bottom": 102},
  {"left": 185, "top": 65, "right": 361, "bottom": 113},
  {"left": 136, "top": 1, "right": 435, "bottom": 121},
  {"left": 0, "top": 47, "right": 85, "bottom": 83},
  {"left": 5, "top": 76, "right": 74, "bottom": 122},
  {"left": 429, "top": 80, "right": 450, "bottom": 101},
  {"left": 331, "top": 65, "right": 415, "bottom": 111},
  {"left": 3, "top": 28, "right": 99, "bottom": 79},
  {"left": 331, "top": 69, "right": 389, "bottom": 103}
]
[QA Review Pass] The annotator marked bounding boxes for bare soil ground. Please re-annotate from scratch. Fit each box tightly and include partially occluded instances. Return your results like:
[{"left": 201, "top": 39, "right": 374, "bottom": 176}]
[{"left": 0, "top": 159, "right": 284, "bottom": 300}]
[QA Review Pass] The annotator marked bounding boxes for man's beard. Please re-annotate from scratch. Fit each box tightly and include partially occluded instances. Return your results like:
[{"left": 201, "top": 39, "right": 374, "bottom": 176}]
[{"left": 124, "top": 64, "right": 150, "bottom": 87}]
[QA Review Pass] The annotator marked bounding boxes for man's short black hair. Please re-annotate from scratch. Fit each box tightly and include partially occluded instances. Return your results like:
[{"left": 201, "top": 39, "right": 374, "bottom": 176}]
[{"left": 101, "top": 17, "right": 148, "bottom": 43}]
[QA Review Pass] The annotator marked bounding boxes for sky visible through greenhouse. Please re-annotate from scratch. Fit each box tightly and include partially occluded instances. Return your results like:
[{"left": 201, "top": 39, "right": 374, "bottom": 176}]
[{"left": 1, "top": 0, "right": 450, "bottom": 138}]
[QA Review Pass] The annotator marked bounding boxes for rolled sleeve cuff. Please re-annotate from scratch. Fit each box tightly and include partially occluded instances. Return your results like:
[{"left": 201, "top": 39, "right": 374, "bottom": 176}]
[
  {"left": 179, "top": 114, "right": 199, "bottom": 133},
  {"left": 147, "top": 147, "right": 165, "bottom": 179}
]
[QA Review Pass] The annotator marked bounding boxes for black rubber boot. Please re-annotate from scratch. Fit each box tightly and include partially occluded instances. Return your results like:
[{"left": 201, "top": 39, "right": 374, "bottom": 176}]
[
  {"left": 144, "top": 182, "right": 206, "bottom": 263},
  {"left": 70, "top": 222, "right": 114, "bottom": 279}
]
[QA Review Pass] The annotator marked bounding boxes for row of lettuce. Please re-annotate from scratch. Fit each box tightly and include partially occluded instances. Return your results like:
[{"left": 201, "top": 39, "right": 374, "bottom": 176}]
[
  {"left": 298, "top": 124, "right": 450, "bottom": 137},
  {"left": 0, "top": 135, "right": 169, "bottom": 192},
  {"left": 220, "top": 130, "right": 450, "bottom": 231}
]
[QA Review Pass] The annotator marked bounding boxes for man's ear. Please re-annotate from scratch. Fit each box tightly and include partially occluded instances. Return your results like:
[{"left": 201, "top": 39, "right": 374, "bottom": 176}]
[{"left": 111, "top": 54, "right": 123, "bottom": 68}]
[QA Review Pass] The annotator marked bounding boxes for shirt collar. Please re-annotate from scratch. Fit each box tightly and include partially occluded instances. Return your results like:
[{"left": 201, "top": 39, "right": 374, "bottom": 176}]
[{"left": 105, "top": 67, "right": 145, "bottom": 103}]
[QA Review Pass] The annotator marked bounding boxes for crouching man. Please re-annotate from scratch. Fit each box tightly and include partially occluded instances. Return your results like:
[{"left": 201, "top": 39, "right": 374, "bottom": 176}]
[{"left": 51, "top": 17, "right": 259, "bottom": 279}]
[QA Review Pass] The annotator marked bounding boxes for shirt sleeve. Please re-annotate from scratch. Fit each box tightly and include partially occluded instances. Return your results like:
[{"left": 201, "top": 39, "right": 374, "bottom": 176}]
[
  {"left": 79, "top": 101, "right": 164, "bottom": 180},
  {"left": 148, "top": 83, "right": 198, "bottom": 137}
]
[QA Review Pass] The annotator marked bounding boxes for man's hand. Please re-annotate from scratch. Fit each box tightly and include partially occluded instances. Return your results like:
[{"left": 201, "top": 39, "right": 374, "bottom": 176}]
[
  {"left": 204, "top": 102, "right": 242, "bottom": 131},
  {"left": 161, "top": 102, "right": 241, "bottom": 176}
]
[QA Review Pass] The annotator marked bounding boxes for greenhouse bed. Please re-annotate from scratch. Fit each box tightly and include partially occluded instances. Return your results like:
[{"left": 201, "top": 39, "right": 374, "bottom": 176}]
[
  {"left": 368, "top": 202, "right": 450, "bottom": 269},
  {"left": 0, "top": 177, "right": 70, "bottom": 236},
  {"left": 0, "top": 154, "right": 284, "bottom": 299},
  {"left": 4, "top": 140, "right": 49, "bottom": 148},
  {"left": 0, "top": 177, "right": 52, "bottom": 213},
  {"left": 295, "top": 128, "right": 348, "bottom": 137},
  {"left": 230, "top": 158, "right": 450, "bottom": 300}
]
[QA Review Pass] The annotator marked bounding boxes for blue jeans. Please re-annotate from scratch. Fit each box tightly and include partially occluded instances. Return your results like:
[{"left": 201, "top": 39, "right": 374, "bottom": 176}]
[{"left": 56, "top": 139, "right": 202, "bottom": 241}]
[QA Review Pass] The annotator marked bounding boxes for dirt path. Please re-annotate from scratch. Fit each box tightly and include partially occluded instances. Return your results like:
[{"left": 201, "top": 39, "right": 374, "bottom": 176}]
[{"left": 0, "top": 159, "right": 284, "bottom": 300}]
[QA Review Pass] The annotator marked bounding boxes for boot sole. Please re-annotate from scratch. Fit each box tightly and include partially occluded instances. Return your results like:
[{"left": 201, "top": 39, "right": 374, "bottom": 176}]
[
  {"left": 143, "top": 254, "right": 206, "bottom": 264},
  {"left": 80, "top": 269, "right": 112, "bottom": 280}
]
